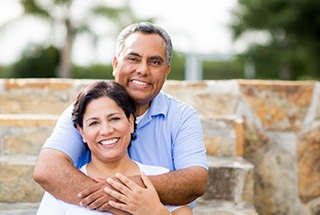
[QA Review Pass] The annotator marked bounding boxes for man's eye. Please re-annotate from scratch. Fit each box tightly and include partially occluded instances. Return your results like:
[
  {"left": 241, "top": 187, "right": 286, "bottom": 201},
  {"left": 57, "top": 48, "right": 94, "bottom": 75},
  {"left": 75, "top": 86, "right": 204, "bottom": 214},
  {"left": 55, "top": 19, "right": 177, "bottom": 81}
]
[
  {"left": 127, "top": 56, "right": 138, "bottom": 62},
  {"left": 150, "top": 59, "right": 161, "bottom": 65},
  {"left": 149, "top": 59, "right": 162, "bottom": 66}
]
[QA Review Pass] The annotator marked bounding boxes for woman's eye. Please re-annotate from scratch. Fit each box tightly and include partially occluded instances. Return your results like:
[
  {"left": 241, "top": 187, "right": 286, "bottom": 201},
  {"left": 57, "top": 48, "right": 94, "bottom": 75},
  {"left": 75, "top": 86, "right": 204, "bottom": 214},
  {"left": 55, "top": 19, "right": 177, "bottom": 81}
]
[
  {"left": 110, "top": 117, "right": 120, "bottom": 122},
  {"left": 89, "top": 121, "right": 99, "bottom": 126}
]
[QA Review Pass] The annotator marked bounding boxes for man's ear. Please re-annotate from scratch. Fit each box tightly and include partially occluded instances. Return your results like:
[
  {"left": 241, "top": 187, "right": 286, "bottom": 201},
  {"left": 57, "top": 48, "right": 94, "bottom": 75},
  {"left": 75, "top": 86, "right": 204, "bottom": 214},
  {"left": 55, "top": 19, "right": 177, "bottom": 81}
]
[
  {"left": 165, "top": 64, "right": 171, "bottom": 77},
  {"left": 129, "top": 114, "right": 135, "bottom": 134},
  {"left": 112, "top": 56, "right": 118, "bottom": 77}
]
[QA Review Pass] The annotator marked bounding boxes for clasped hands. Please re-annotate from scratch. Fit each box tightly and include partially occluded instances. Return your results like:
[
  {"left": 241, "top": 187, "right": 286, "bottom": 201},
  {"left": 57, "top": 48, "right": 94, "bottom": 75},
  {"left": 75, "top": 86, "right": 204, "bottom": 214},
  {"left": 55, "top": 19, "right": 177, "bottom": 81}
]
[{"left": 77, "top": 172, "right": 166, "bottom": 215}]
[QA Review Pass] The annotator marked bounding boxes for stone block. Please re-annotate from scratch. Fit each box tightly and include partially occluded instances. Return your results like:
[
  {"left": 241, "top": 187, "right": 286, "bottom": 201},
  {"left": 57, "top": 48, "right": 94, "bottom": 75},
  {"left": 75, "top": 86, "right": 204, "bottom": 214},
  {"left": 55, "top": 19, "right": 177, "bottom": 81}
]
[
  {"left": 0, "top": 202, "right": 40, "bottom": 215},
  {"left": 201, "top": 116, "right": 244, "bottom": 157},
  {"left": 298, "top": 125, "right": 320, "bottom": 203},
  {"left": 0, "top": 155, "right": 44, "bottom": 202},
  {"left": 238, "top": 80, "right": 315, "bottom": 131},
  {"left": 194, "top": 200, "right": 258, "bottom": 215},
  {"left": 162, "top": 80, "right": 240, "bottom": 116},
  {"left": 201, "top": 156, "right": 254, "bottom": 208},
  {"left": 0, "top": 114, "right": 58, "bottom": 156},
  {"left": 0, "top": 79, "right": 74, "bottom": 114}
]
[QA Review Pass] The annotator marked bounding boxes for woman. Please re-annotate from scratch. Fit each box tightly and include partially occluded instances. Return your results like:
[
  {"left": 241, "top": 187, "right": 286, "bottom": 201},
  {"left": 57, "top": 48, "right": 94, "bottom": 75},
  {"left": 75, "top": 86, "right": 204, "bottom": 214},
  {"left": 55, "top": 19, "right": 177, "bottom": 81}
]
[{"left": 37, "top": 81, "right": 192, "bottom": 215}]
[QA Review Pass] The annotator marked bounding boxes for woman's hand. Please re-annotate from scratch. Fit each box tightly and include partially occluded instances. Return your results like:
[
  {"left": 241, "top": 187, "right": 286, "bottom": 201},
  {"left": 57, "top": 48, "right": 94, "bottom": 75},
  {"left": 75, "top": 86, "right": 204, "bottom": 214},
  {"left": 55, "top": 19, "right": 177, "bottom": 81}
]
[{"left": 104, "top": 172, "right": 170, "bottom": 215}]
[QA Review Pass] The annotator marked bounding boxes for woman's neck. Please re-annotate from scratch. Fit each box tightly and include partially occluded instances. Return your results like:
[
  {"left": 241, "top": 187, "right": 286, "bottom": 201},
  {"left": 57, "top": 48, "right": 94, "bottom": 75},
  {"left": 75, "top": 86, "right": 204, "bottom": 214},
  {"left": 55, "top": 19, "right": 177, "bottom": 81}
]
[{"left": 86, "top": 155, "right": 139, "bottom": 178}]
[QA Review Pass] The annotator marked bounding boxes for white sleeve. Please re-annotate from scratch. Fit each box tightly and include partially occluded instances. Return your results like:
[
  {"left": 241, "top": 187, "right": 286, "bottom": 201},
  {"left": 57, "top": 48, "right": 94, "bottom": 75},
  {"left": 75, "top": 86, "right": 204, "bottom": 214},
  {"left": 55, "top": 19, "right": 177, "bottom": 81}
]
[{"left": 37, "top": 192, "right": 65, "bottom": 215}]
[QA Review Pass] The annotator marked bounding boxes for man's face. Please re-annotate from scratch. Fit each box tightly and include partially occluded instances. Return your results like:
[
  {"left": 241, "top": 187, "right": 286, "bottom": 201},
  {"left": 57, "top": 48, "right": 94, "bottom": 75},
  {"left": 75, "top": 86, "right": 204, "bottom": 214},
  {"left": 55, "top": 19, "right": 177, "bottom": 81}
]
[{"left": 112, "top": 32, "right": 171, "bottom": 108}]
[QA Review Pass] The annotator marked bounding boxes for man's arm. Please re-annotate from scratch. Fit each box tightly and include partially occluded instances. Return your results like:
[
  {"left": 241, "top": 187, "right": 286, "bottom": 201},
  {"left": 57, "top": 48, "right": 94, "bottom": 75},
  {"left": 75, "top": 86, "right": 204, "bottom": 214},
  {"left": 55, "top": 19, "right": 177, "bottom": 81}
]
[
  {"left": 33, "top": 148, "right": 95, "bottom": 204},
  {"left": 79, "top": 166, "right": 207, "bottom": 209},
  {"left": 114, "top": 167, "right": 207, "bottom": 205},
  {"left": 33, "top": 149, "right": 128, "bottom": 213},
  {"left": 149, "top": 166, "right": 207, "bottom": 205}
]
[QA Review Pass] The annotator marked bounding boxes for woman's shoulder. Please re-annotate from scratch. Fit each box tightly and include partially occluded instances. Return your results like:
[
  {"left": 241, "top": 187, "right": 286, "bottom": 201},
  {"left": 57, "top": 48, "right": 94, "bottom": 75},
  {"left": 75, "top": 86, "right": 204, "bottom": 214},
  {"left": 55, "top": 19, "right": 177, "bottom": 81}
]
[{"left": 134, "top": 161, "right": 170, "bottom": 175}]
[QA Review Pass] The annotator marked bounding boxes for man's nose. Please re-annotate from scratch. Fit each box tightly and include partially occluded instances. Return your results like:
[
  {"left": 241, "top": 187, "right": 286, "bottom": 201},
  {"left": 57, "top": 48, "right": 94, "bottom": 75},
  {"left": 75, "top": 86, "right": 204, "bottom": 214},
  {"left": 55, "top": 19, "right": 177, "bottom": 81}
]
[{"left": 136, "top": 61, "right": 149, "bottom": 76}]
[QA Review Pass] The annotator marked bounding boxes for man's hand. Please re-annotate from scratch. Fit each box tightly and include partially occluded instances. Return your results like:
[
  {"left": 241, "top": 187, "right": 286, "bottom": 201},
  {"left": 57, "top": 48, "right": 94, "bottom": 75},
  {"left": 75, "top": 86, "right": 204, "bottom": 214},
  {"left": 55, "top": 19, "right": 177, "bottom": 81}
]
[
  {"left": 78, "top": 178, "right": 114, "bottom": 210},
  {"left": 78, "top": 177, "right": 133, "bottom": 214}
]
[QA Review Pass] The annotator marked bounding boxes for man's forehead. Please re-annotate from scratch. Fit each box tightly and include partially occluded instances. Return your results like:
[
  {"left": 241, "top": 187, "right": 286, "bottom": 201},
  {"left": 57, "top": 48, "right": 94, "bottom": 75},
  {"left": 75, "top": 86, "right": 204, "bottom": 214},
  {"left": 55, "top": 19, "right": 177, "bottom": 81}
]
[
  {"left": 124, "top": 32, "right": 164, "bottom": 46},
  {"left": 121, "top": 33, "right": 166, "bottom": 57}
]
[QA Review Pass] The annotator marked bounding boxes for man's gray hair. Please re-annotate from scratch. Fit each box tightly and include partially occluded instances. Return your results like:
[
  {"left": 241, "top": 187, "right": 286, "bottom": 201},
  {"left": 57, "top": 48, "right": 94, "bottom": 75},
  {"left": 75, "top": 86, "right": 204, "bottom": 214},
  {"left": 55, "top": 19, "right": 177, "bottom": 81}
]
[{"left": 116, "top": 22, "right": 173, "bottom": 65}]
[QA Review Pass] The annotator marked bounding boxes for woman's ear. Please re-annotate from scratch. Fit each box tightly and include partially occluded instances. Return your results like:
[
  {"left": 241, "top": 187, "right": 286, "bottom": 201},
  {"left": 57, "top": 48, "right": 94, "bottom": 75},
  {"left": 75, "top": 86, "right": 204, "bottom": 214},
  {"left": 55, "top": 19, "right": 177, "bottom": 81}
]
[{"left": 77, "top": 125, "right": 87, "bottom": 143}]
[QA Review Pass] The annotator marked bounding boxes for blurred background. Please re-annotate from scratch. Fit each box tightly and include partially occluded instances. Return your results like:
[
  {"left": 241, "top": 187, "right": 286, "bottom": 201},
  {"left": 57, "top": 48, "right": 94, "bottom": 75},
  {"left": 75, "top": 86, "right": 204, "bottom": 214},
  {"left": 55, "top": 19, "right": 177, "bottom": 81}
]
[{"left": 0, "top": 0, "right": 319, "bottom": 81}]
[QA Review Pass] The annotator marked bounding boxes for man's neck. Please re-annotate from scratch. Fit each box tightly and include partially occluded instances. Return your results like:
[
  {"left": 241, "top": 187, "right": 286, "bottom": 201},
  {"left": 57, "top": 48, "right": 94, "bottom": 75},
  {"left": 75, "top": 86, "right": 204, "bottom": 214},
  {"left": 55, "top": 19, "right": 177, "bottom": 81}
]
[{"left": 135, "top": 103, "right": 150, "bottom": 117}]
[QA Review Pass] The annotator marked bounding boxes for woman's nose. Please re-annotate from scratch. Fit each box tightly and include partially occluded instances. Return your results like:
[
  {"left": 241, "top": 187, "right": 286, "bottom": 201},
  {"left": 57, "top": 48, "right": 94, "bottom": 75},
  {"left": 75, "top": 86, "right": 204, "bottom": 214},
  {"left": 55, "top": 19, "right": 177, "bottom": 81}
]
[{"left": 100, "top": 122, "right": 114, "bottom": 134}]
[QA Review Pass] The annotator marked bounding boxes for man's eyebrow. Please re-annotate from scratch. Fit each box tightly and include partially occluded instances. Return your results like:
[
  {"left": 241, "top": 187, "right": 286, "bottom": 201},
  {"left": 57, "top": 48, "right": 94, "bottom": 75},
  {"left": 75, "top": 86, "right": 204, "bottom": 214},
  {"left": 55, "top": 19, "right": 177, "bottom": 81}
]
[
  {"left": 149, "top": 56, "right": 164, "bottom": 63},
  {"left": 127, "top": 52, "right": 141, "bottom": 57},
  {"left": 125, "top": 52, "right": 164, "bottom": 63}
]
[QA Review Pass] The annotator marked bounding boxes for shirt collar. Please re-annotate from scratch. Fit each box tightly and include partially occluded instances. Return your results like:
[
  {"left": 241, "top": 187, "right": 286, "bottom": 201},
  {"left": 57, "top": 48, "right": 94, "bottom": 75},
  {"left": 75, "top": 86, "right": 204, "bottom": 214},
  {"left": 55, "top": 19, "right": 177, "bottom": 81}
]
[{"left": 148, "top": 91, "right": 167, "bottom": 118}]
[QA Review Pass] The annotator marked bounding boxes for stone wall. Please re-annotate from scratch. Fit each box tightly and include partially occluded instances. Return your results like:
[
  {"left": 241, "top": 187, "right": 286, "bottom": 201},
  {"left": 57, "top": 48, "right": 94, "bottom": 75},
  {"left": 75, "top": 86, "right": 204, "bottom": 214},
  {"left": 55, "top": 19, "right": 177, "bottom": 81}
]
[
  {"left": 0, "top": 79, "right": 319, "bottom": 215},
  {"left": 162, "top": 80, "right": 320, "bottom": 215}
]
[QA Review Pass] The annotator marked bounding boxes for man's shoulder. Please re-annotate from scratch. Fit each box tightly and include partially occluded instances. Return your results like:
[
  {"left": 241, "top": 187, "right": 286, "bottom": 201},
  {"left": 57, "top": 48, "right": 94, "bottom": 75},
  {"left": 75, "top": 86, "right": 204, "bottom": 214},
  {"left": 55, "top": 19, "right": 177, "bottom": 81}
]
[
  {"left": 157, "top": 91, "right": 197, "bottom": 113},
  {"left": 158, "top": 91, "right": 192, "bottom": 107}
]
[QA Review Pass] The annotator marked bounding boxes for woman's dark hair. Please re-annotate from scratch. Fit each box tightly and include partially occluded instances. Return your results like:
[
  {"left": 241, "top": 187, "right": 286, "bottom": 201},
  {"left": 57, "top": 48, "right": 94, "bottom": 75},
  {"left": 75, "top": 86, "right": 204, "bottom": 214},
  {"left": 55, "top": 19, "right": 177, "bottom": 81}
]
[{"left": 72, "top": 81, "right": 137, "bottom": 140}]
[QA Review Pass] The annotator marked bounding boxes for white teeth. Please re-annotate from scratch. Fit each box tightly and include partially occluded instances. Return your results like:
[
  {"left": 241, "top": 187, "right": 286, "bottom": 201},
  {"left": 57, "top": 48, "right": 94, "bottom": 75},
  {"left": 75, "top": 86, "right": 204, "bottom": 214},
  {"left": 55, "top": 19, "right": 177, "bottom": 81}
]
[
  {"left": 132, "top": 80, "right": 148, "bottom": 86},
  {"left": 100, "top": 138, "right": 119, "bottom": 145}
]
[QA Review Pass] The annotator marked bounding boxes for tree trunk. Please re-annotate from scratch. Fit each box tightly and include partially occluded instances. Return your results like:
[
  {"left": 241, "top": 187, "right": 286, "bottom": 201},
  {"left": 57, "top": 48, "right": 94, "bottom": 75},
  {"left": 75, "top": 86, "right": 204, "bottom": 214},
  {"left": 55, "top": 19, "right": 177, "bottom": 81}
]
[
  {"left": 279, "top": 62, "right": 292, "bottom": 80},
  {"left": 57, "top": 19, "right": 73, "bottom": 78}
]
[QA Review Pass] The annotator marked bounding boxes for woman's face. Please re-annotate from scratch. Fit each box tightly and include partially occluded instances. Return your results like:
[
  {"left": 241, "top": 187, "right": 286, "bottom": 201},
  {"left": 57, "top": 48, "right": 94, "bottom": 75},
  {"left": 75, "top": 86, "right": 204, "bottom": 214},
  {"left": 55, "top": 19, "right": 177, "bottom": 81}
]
[{"left": 78, "top": 96, "right": 134, "bottom": 163}]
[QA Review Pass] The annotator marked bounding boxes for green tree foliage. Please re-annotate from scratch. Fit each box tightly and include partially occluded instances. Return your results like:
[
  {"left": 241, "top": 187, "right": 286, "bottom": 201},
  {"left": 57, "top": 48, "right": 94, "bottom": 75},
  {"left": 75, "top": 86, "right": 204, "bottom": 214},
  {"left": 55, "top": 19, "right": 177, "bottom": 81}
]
[
  {"left": 12, "top": 45, "right": 59, "bottom": 78},
  {"left": 0, "top": 65, "right": 12, "bottom": 78},
  {"left": 168, "top": 52, "right": 185, "bottom": 80},
  {"left": 72, "top": 64, "right": 114, "bottom": 79},
  {"left": 231, "top": 0, "right": 320, "bottom": 80},
  {"left": 166, "top": 52, "right": 244, "bottom": 80},
  {"left": 4, "top": 0, "right": 152, "bottom": 78},
  {"left": 203, "top": 59, "right": 244, "bottom": 80}
]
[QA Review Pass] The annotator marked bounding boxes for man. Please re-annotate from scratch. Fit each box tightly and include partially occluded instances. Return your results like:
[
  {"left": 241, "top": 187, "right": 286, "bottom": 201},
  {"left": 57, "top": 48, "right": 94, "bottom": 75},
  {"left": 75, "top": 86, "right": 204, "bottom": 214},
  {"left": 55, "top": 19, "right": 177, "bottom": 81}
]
[{"left": 33, "top": 22, "right": 208, "bottom": 213}]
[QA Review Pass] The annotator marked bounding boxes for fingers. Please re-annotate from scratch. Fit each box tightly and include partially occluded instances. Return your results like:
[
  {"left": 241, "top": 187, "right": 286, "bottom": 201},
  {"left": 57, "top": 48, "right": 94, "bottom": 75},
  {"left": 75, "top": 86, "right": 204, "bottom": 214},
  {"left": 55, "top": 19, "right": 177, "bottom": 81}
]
[
  {"left": 78, "top": 180, "right": 114, "bottom": 210},
  {"left": 80, "top": 195, "right": 104, "bottom": 209},
  {"left": 108, "top": 199, "right": 128, "bottom": 211},
  {"left": 107, "top": 173, "right": 140, "bottom": 193},
  {"left": 105, "top": 173, "right": 144, "bottom": 206},
  {"left": 140, "top": 171, "right": 153, "bottom": 189},
  {"left": 92, "top": 177, "right": 104, "bottom": 183},
  {"left": 78, "top": 182, "right": 101, "bottom": 198}
]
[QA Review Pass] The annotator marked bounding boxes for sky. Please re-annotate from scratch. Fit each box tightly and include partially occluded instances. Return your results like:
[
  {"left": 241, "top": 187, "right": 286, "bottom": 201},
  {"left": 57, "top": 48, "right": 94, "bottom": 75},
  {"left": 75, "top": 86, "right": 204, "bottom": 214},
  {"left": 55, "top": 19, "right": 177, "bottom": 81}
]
[{"left": 0, "top": 0, "right": 240, "bottom": 66}]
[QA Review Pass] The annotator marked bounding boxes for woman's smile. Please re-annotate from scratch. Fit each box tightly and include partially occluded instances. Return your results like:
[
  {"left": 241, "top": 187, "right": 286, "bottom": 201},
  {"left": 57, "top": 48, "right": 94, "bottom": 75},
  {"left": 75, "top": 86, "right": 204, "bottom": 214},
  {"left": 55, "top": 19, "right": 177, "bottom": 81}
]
[{"left": 99, "top": 138, "right": 120, "bottom": 146}]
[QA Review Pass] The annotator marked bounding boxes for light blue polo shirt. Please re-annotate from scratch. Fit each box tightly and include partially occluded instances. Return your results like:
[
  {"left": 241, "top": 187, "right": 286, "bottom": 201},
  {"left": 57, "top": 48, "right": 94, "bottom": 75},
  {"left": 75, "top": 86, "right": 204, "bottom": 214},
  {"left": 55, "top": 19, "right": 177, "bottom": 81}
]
[{"left": 43, "top": 91, "right": 208, "bottom": 171}]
